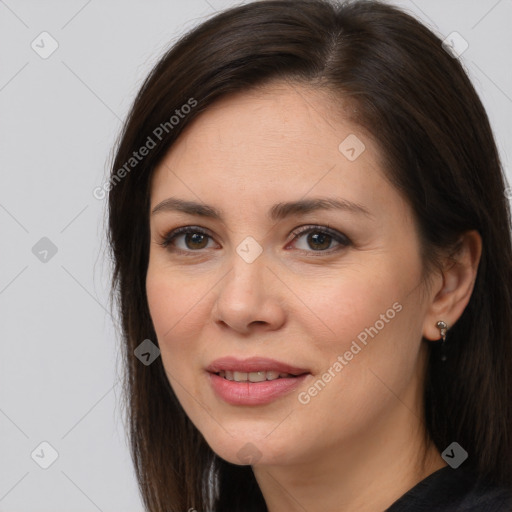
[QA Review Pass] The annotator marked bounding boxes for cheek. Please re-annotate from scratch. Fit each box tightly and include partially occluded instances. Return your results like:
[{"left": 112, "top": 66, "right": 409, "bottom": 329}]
[
  {"left": 145, "top": 266, "right": 210, "bottom": 371},
  {"left": 146, "top": 267, "right": 211, "bottom": 418},
  {"left": 300, "top": 268, "right": 424, "bottom": 415},
  {"left": 299, "top": 263, "right": 409, "bottom": 353},
  {"left": 146, "top": 262, "right": 209, "bottom": 336},
  {"left": 297, "top": 261, "right": 423, "bottom": 405}
]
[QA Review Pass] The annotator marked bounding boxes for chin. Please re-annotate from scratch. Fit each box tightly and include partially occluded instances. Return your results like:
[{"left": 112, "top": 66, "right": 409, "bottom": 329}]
[
  {"left": 209, "top": 440, "right": 288, "bottom": 467},
  {"left": 199, "top": 424, "right": 295, "bottom": 466}
]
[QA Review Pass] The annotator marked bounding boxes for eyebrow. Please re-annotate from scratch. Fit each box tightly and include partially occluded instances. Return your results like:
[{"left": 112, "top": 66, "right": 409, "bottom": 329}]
[{"left": 151, "top": 197, "right": 372, "bottom": 220}]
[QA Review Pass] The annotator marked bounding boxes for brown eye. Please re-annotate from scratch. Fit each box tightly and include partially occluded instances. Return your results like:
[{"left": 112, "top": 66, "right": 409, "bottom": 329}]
[
  {"left": 306, "top": 232, "right": 332, "bottom": 251},
  {"left": 290, "top": 226, "right": 351, "bottom": 253},
  {"left": 184, "top": 232, "right": 209, "bottom": 250},
  {"left": 160, "top": 227, "right": 215, "bottom": 252}
]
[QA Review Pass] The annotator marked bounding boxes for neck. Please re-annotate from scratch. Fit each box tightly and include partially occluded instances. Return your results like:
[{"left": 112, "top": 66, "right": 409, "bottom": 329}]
[{"left": 252, "top": 382, "right": 446, "bottom": 512}]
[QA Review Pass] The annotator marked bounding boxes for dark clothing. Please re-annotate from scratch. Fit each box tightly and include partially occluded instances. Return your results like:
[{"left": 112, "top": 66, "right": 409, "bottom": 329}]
[{"left": 385, "top": 465, "right": 512, "bottom": 511}]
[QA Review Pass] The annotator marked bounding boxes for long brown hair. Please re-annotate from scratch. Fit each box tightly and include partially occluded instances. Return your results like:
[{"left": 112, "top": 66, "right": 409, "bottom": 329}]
[{"left": 107, "top": 1, "right": 512, "bottom": 510}]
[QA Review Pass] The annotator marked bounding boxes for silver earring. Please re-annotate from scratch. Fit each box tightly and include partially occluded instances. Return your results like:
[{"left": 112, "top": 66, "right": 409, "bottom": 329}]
[{"left": 436, "top": 320, "right": 448, "bottom": 362}]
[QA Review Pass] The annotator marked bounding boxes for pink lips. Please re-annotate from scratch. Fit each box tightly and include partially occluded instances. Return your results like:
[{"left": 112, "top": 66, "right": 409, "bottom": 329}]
[{"left": 206, "top": 356, "right": 310, "bottom": 406}]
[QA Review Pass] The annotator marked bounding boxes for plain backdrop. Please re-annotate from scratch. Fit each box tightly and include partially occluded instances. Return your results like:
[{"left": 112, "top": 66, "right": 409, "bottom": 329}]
[{"left": 1, "top": 0, "right": 511, "bottom": 510}]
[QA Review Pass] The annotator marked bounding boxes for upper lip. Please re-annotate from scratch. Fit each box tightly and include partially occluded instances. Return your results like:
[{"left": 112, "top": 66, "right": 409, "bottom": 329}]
[{"left": 206, "top": 356, "right": 310, "bottom": 376}]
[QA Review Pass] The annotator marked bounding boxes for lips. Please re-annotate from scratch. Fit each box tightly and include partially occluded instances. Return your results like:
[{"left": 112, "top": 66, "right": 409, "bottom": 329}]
[
  {"left": 206, "top": 356, "right": 311, "bottom": 405},
  {"left": 205, "top": 356, "right": 310, "bottom": 376}
]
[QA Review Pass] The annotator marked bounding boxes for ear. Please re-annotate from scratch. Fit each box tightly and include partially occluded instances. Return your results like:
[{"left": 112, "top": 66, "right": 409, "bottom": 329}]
[{"left": 422, "top": 230, "right": 482, "bottom": 341}]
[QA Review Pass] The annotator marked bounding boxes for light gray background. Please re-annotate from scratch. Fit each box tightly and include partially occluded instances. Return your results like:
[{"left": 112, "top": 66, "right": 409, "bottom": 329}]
[{"left": 1, "top": 1, "right": 511, "bottom": 511}]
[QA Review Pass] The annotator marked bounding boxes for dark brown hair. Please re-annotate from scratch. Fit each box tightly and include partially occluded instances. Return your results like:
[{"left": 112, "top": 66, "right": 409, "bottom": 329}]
[{"left": 107, "top": 1, "right": 512, "bottom": 510}]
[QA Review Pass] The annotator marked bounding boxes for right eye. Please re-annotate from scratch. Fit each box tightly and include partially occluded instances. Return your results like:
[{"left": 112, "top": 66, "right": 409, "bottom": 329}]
[{"left": 159, "top": 226, "right": 218, "bottom": 253}]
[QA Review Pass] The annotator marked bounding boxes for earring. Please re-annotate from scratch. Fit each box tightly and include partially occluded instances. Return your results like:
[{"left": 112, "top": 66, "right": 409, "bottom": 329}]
[{"left": 436, "top": 320, "right": 448, "bottom": 362}]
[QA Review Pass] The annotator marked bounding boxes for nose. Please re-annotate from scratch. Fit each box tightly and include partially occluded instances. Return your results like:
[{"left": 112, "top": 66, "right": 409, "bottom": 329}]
[{"left": 211, "top": 252, "right": 286, "bottom": 335}]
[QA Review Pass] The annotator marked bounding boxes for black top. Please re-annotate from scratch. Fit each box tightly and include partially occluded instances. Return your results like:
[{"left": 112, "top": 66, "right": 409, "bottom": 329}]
[{"left": 385, "top": 465, "right": 512, "bottom": 511}]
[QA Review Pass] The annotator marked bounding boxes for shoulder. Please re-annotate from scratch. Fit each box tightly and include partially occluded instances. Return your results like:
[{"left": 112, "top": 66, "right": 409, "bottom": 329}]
[{"left": 386, "top": 465, "right": 512, "bottom": 512}]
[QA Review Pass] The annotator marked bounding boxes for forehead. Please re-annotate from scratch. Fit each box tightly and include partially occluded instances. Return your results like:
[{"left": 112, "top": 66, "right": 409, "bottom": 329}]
[
  {"left": 162, "top": 83, "right": 356, "bottom": 161},
  {"left": 149, "top": 82, "right": 391, "bottom": 212}
]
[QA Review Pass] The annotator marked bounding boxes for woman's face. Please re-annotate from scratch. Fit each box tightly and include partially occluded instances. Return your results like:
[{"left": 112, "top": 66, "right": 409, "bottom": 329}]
[{"left": 146, "top": 83, "right": 435, "bottom": 467}]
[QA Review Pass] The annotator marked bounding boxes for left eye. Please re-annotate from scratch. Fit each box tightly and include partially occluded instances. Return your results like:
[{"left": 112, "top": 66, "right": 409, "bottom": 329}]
[{"left": 289, "top": 226, "right": 350, "bottom": 252}]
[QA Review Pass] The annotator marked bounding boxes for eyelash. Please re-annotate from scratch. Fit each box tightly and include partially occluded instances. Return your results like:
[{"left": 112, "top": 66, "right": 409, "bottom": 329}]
[{"left": 158, "top": 225, "right": 351, "bottom": 255}]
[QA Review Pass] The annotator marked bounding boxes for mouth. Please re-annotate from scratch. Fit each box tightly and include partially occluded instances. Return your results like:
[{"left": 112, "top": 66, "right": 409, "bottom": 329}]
[
  {"left": 214, "top": 370, "right": 303, "bottom": 382},
  {"left": 206, "top": 356, "right": 311, "bottom": 405}
]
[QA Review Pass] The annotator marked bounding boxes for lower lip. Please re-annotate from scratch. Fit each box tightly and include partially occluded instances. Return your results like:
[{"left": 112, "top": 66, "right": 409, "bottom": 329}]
[{"left": 208, "top": 372, "right": 309, "bottom": 405}]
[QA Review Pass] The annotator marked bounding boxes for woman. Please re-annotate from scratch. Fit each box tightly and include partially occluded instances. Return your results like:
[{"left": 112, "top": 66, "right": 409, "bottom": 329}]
[{"left": 107, "top": 1, "right": 512, "bottom": 510}]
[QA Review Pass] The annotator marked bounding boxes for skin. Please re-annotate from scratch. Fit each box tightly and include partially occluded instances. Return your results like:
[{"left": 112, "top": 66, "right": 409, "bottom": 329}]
[{"left": 146, "top": 82, "right": 482, "bottom": 512}]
